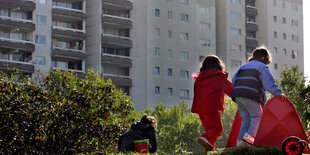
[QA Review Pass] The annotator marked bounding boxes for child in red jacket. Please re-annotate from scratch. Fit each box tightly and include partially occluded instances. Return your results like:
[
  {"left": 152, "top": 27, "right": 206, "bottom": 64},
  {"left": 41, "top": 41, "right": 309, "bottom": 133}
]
[{"left": 191, "top": 55, "right": 233, "bottom": 152}]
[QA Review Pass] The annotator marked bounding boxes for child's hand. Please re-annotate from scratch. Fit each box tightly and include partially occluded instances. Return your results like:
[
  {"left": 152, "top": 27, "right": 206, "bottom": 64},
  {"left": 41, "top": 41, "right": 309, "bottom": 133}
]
[{"left": 279, "top": 94, "right": 287, "bottom": 101}]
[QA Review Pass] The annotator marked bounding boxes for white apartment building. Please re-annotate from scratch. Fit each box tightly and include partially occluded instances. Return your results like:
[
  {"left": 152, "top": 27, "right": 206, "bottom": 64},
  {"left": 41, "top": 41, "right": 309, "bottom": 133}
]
[{"left": 131, "top": 0, "right": 216, "bottom": 111}]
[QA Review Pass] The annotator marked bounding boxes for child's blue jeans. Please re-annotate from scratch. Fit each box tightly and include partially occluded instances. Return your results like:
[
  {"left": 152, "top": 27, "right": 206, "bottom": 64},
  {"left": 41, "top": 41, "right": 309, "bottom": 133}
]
[{"left": 235, "top": 97, "right": 263, "bottom": 140}]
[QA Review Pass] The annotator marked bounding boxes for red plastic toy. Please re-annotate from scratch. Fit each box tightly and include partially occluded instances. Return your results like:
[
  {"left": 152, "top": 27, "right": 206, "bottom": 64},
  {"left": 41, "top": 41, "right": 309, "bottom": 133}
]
[{"left": 226, "top": 96, "right": 309, "bottom": 154}]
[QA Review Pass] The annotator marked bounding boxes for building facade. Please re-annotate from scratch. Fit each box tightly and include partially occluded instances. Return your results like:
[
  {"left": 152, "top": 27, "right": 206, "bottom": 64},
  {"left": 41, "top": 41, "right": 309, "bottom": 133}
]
[{"left": 0, "top": 0, "right": 304, "bottom": 111}]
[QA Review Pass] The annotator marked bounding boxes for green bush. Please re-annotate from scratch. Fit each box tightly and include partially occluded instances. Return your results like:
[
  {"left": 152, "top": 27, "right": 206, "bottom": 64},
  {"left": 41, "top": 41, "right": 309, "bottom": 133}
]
[{"left": 0, "top": 69, "right": 134, "bottom": 154}]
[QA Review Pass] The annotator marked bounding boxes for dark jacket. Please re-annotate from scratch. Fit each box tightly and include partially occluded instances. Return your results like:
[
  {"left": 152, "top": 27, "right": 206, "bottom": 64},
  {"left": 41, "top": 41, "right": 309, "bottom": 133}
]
[
  {"left": 118, "top": 122, "right": 157, "bottom": 153},
  {"left": 191, "top": 68, "right": 233, "bottom": 114}
]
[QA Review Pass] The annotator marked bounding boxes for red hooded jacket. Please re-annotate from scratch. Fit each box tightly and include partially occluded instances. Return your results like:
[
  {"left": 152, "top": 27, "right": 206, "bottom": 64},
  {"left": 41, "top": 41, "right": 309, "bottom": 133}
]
[{"left": 191, "top": 68, "right": 233, "bottom": 114}]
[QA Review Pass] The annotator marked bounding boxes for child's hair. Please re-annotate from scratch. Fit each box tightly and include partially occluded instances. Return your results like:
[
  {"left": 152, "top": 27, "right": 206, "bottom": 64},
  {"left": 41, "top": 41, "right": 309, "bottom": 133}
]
[
  {"left": 200, "top": 55, "right": 225, "bottom": 72},
  {"left": 141, "top": 115, "right": 157, "bottom": 130},
  {"left": 248, "top": 46, "right": 272, "bottom": 64}
]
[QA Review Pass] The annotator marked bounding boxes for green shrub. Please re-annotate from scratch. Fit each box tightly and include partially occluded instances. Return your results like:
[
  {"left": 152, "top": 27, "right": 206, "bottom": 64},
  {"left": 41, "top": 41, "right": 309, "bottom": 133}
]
[{"left": 0, "top": 69, "right": 134, "bottom": 154}]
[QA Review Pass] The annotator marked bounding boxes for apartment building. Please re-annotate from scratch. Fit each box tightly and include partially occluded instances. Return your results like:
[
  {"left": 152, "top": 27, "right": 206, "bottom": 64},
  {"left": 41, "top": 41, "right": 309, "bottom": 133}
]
[
  {"left": 131, "top": 0, "right": 216, "bottom": 110},
  {"left": 256, "top": 0, "right": 303, "bottom": 79},
  {"left": 86, "top": 0, "right": 133, "bottom": 95},
  {"left": 0, "top": 0, "right": 36, "bottom": 75},
  {"left": 216, "top": 0, "right": 303, "bottom": 80}
]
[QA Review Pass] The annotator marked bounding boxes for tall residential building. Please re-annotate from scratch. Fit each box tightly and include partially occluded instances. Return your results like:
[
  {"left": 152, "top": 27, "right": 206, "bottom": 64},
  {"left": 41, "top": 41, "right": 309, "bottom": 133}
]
[
  {"left": 0, "top": 0, "right": 36, "bottom": 75},
  {"left": 255, "top": 0, "right": 303, "bottom": 79},
  {"left": 216, "top": 0, "right": 303, "bottom": 80},
  {"left": 86, "top": 0, "right": 133, "bottom": 95},
  {"left": 132, "top": 0, "right": 216, "bottom": 110},
  {"left": 0, "top": 0, "right": 303, "bottom": 111}
]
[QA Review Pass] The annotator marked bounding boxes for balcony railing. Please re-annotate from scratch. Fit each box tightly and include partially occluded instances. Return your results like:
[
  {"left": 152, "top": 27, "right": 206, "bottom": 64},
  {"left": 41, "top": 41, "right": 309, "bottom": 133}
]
[
  {"left": 102, "top": 33, "right": 131, "bottom": 40},
  {"left": 0, "top": 15, "right": 34, "bottom": 24},
  {"left": 101, "top": 73, "right": 130, "bottom": 79},
  {"left": 52, "top": 26, "right": 85, "bottom": 33},
  {"left": 52, "top": 5, "right": 86, "bottom": 14},
  {"left": 0, "top": 37, "right": 34, "bottom": 45},
  {"left": 53, "top": 46, "right": 85, "bottom": 53},
  {"left": 51, "top": 67, "right": 84, "bottom": 73},
  {"left": 0, "top": 59, "right": 32, "bottom": 65},
  {"left": 102, "top": 53, "right": 130, "bottom": 59},
  {"left": 102, "top": 14, "right": 132, "bottom": 21}
]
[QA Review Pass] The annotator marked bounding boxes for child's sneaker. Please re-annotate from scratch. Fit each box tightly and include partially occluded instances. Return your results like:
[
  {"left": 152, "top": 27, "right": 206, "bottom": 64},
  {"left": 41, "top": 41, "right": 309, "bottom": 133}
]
[
  {"left": 198, "top": 137, "right": 213, "bottom": 151},
  {"left": 242, "top": 133, "right": 255, "bottom": 145}
]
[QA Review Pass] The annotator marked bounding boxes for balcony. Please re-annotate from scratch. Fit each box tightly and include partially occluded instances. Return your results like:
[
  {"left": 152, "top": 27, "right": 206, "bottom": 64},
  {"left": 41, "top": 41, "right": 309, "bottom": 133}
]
[
  {"left": 0, "top": 0, "right": 35, "bottom": 11},
  {"left": 102, "top": 14, "right": 132, "bottom": 29},
  {"left": 246, "top": 21, "right": 258, "bottom": 31},
  {"left": 52, "top": 46, "right": 85, "bottom": 61},
  {"left": 0, "top": 60, "right": 34, "bottom": 74},
  {"left": 51, "top": 67, "right": 85, "bottom": 78},
  {"left": 101, "top": 53, "right": 132, "bottom": 67},
  {"left": 52, "top": 6, "right": 86, "bottom": 22},
  {"left": 246, "top": 36, "right": 258, "bottom": 48},
  {"left": 0, "top": 16, "right": 34, "bottom": 32},
  {"left": 102, "top": 34, "right": 132, "bottom": 48},
  {"left": 52, "top": 26, "right": 86, "bottom": 41},
  {"left": 246, "top": 5, "right": 258, "bottom": 16},
  {"left": 101, "top": 73, "right": 132, "bottom": 86},
  {"left": 0, "top": 37, "right": 34, "bottom": 52},
  {"left": 102, "top": 0, "right": 132, "bottom": 10}
]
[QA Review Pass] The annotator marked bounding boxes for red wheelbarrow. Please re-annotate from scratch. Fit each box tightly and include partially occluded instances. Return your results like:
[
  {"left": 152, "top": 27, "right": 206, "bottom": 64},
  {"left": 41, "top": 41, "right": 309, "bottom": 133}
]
[{"left": 225, "top": 96, "right": 309, "bottom": 154}]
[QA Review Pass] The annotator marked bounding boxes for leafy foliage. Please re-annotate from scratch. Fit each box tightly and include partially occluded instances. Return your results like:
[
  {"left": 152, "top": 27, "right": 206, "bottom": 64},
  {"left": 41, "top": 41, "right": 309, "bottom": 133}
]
[
  {"left": 277, "top": 65, "right": 308, "bottom": 129},
  {"left": 0, "top": 69, "right": 134, "bottom": 154},
  {"left": 301, "top": 85, "right": 310, "bottom": 136}
]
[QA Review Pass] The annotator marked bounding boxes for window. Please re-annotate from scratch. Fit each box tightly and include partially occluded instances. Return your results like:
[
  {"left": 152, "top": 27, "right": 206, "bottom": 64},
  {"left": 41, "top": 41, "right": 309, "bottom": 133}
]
[
  {"left": 292, "top": 50, "right": 297, "bottom": 59},
  {"left": 282, "top": 33, "right": 286, "bottom": 40},
  {"left": 36, "top": 0, "right": 46, "bottom": 4},
  {"left": 0, "top": 51, "right": 9, "bottom": 60},
  {"left": 231, "top": 12, "right": 241, "bottom": 20},
  {"left": 273, "top": 31, "right": 277, "bottom": 39},
  {"left": 180, "top": 13, "right": 189, "bottom": 22},
  {"left": 273, "top": 16, "right": 277, "bottom": 22},
  {"left": 230, "top": 28, "right": 241, "bottom": 36},
  {"left": 291, "top": 19, "right": 298, "bottom": 27},
  {"left": 36, "top": 15, "right": 46, "bottom": 25},
  {"left": 283, "top": 64, "right": 288, "bottom": 70},
  {"left": 35, "top": 35, "right": 46, "bottom": 45},
  {"left": 180, "top": 89, "right": 189, "bottom": 98},
  {"left": 180, "top": 32, "right": 189, "bottom": 41},
  {"left": 274, "top": 63, "right": 278, "bottom": 70},
  {"left": 155, "top": 67, "right": 160, "bottom": 75},
  {"left": 168, "top": 11, "right": 172, "bottom": 19},
  {"left": 231, "top": 0, "right": 241, "bottom": 4},
  {"left": 199, "top": 56, "right": 205, "bottom": 61},
  {"left": 34, "top": 56, "right": 46, "bottom": 65},
  {"left": 168, "top": 30, "right": 172, "bottom": 39},
  {"left": 0, "top": 8, "right": 8, "bottom": 17},
  {"left": 199, "top": 6, "right": 210, "bottom": 15},
  {"left": 12, "top": 53, "right": 31, "bottom": 62},
  {"left": 180, "top": 0, "right": 189, "bottom": 4},
  {"left": 180, "top": 70, "right": 189, "bottom": 79},
  {"left": 155, "top": 9, "right": 160, "bottom": 17},
  {"left": 273, "top": 0, "right": 277, "bottom": 7},
  {"left": 282, "top": 17, "right": 286, "bottom": 24},
  {"left": 292, "top": 34, "right": 298, "bottom": 43},
  {"left": 231, "top": 44, "right": 241, "bottom": 52},
  {"left": 155, "top": 86, "right": 160, "bottom": 95},
  {"left": 273, "top": 47, "right": 278, "bottom": 54},
  {"left": 168, "top": 88, "right": 173, "bottom": 96},
  {"left": 168, "top": 68, "right": 172, "bottom": 77},
  {"left": 155, "top": 47, "right": 160, "bottom": 56},
  {"left": 199, "top": 22, "right": 210, "bottom": 31},
  {"left": 168, "top": 49, "right": 172, "bottom": 58},
  {"left": 231, "top": 60, "right": 241, "bottom": 68},
  {"left": 0, "top": 31, "right": 9, "bottom": 38},
  {"left": 282, "top": 2, "right": 286, "bottom": 9},
  {"left": 155, "top": 28, "right": 160, "bottom": 38},
  {"left": 282, "top": 49, "right": 287, "bottom": 55},
  {"left": 180, "top": 51, "right": 189, "bottom": 60},
  {"left": 291, "top": 4, "right": 298, "bottom": 11},
  {"left": 12, "top": 32, "right": 25, "bottom": 40},
  {"left": 199, "top": 39, "right": 210, "bottom": 47}
]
